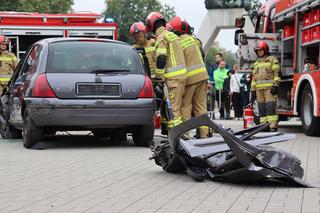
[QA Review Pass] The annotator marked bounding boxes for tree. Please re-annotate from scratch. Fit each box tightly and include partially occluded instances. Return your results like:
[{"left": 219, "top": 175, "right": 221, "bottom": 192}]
[
  {"left": 0, "top": 0, "right": 19, "bottom": 11},
  {"left": 247, "top": 0, "right": 261, "bottom": 22},
  {"left": 15, "top": 0, "right": 73, "bottom": 14},
  {"left": 105, "top": 0, "right": 176, "bottom": 42}
]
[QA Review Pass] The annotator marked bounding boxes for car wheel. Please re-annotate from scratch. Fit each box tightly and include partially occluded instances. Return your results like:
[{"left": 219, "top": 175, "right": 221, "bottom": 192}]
[
  {"left": 132, "top": 124, "right": 154, "bottom": 147},
  {"left": 301, "top": 84, "right": 320, "bottom": 136},
  {"left": 23, "top": 110, "right": 43, "bottom": 148}
]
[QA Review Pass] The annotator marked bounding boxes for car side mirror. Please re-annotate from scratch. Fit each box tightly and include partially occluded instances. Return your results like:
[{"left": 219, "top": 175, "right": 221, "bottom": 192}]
[
  {"left": 235, "top": 17, "right": 246, "bottom": 29},
  {"left": 234, "top": 29, "right": 244, "bottom": 46}
]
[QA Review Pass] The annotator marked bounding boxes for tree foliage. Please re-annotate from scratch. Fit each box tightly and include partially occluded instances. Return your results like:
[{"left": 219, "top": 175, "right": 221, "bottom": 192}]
[
  {"left": 205, "top": 47, "right": 237, "bottom": 69},
  {"left": 0, "top": 0, "right": 73, "bottom": 13},
  {"left": 105, "top": 0, "right": 176, "bottom": 42},
  {"left": 247, "top": 0, "right": 261, "bottom": 22}
]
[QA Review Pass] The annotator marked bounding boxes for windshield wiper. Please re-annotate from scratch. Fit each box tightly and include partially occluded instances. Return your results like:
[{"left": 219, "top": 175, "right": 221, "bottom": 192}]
[{"left": 90, "top": 69, "right": 130, "bottom": 74}]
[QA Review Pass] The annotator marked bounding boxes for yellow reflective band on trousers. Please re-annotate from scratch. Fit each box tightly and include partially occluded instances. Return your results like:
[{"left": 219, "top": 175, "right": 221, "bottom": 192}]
[
  {"left": 186, "top": 66, "right": 206, "bottom": 78},
  {"left": 0, "top": 57, "right": 15, "bottom": 61},
  {"left": 165, "top": 32, "right": 179, "bottom": 42},
  {"left": 256, "top": 83, "right": 273, "bottom": 88},
  {"left": 166, "top": 117, "right": 182, "bottom": 128},
  {"left": 156, "top": 48, "right": 167, "bottom": 55},
  {"left": 164, "top": 68, "right": 186, "bottom": 78},
  {"left": 260, "top": 116, "right": 268, "bottom": 123},
  {"left": 267, "top": 115, "right": 278, "bottom": 122},
  {"left": 145, "top": 47, "right": 155, "bottom": 53},
  {"left": 180, "top": 37, "right": 197, "bottom": 49}
]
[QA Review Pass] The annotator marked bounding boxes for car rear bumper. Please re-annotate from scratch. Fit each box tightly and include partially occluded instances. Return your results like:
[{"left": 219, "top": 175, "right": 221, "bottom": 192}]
[{"left": 24, "top": 98, "right": 156, "bottom": 127}]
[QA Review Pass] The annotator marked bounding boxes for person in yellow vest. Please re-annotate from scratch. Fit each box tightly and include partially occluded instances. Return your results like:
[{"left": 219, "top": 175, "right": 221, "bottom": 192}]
[
  {"left": 145, "top": 12, "right": 186, "bottom": 134},
  {"left": 0, "top": 35, "right": 18, "bottom": 94},
  {"left": 130, "top": 22, "right": 156, "bottom": 78},
  {"left": 169, "top": 16, "right": 209, "bottom": 138},
  {"left": 250, "top": 41, "right": 280, "bottom": 132}
]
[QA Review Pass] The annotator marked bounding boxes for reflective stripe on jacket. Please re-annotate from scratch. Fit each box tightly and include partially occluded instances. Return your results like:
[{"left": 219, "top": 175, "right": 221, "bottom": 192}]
[
  {"left": 0, "top": 51, "right": 18, "bottom": 83},
  {"left": 155, "top": 26, "right": 186, "bottom": 80},
  {"left": 133, "top": 39, "right": 156, "bottom": 78},
  {"left": 179, "top": 34, "right": 208, "bottom": 86},
  {"left": 251, "top": 55, "right": 280, "bottom": 91}
]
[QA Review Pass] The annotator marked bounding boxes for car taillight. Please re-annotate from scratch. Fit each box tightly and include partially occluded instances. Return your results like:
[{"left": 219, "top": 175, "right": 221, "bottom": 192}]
[
  {"left": 139, "top": 76, "right": 154, "bottom": 98},
  {"left": 33, "top": 74, "right": 56, "bottom": 98}
]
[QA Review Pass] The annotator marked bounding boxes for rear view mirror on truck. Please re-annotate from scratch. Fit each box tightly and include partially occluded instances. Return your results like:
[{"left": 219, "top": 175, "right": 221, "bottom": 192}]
[
  {"left": 234, "top": 29, "right": 244, "bottom": 46},
  {"left": 235, "top": 17, "right": 246, "bottom": 28}
]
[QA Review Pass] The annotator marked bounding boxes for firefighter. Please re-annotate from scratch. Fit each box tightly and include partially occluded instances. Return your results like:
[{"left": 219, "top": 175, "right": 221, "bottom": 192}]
[
  {"left": 251, "top": 41, "right": 280, "bottom": 131},
  {"left": 130, "top": 22, "right": 156, "bottom": 78},
  {"left": 0, "top": 35, "right": 18, "bottom": 95},
  {"left": 169, "top": 16, "right": 209, "bottom": 138},
  {"left": 145, "top": 12, "right": 186, "bottom": 134}
]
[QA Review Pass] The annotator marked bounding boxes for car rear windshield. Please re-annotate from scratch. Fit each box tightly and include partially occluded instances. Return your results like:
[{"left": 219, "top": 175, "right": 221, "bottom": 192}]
[{"left": 46, "top": 41, "right": 144, "bottom": 74}]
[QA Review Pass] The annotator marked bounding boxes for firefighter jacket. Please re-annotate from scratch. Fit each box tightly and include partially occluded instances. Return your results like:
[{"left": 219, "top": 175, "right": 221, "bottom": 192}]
[
  {"left": 133, "top": 39, "right": 156, "bottom": 78},
  {"left": 179, "top": 34, "right": 208, "bottom": 86},
  {"left": 213, "top": 68, "right": 228, "bottom": 90},
  {"left": 154, "top": 26, "right": 186, "bottom": 80},
  {"left": 0, "top": 51, "right": 18, "bottom": 84},
  {"left": 251, "top": 55, "right": 280, "bottom": 91}
]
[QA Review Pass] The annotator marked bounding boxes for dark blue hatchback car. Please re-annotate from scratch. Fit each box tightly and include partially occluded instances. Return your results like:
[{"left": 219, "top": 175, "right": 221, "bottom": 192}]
[{"left": 0, "top": 38, "right": 155, "bottom": 148}]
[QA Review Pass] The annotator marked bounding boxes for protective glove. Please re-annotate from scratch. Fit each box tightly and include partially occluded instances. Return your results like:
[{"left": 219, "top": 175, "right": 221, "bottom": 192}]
[
  {"left": 270, "top": 86, "right": 278, "bottom": 95},
  {"left": 250, "top": 91, "right": 257, "bottom": 104}
]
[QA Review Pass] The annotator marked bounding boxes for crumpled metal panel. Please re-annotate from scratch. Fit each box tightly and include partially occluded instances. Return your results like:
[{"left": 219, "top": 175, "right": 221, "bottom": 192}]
[{"left": 151, "top": 114, "right": 312, "bottom": 187}]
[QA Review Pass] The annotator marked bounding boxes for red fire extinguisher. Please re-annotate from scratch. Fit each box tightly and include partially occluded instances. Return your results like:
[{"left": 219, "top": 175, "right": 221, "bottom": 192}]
[
  {"left": 243, "top": 106, "right": 254, "bottom": 129},
  {"left": 154, "top": 111, "right": 161, "bottom": 129}
]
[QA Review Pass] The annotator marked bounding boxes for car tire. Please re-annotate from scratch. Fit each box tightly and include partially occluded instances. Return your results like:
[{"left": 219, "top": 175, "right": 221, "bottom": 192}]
[
  {"left": 132, "top": 124, "right": 154, "bottom": 147},
  {"left": 23, "top": 110, "right": 43, "bottom": 148},
  {"left": 301, "top": 84, "right": 320, "bottom": 136}
]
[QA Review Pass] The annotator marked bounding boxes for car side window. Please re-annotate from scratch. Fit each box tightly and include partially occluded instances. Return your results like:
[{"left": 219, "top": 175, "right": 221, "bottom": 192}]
[{"left": 21, "top": 45, "right": 42, "bottom": 75}]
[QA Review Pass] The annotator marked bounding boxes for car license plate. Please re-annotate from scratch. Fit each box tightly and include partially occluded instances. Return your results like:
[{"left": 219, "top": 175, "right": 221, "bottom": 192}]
[{"left": 77, "top": 83, "right": 120, "bottom": 96}]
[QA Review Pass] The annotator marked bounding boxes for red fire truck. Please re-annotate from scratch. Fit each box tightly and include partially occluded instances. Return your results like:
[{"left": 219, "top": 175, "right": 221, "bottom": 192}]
[
  {"left": 0, "top": 12, "right": 118, "bottom": 59},
  {"left": 235, "top": 0, "right": 320, "bottom": 136}
]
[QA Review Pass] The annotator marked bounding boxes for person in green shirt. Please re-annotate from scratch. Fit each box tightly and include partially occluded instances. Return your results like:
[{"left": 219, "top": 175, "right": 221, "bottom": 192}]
[{"left": 213, "top": 60, "right": 228, "bottom": 119}]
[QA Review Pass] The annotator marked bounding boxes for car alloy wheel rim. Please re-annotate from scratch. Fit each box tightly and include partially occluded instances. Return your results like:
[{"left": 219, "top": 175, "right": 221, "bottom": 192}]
[{"left": 303, "top": 93, "right": 313, "bottom": 127}]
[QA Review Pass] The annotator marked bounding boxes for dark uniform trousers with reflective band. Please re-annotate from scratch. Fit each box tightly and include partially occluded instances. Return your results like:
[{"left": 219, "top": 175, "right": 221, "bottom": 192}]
[
  {"left": 154, "top": 26, "right": 187, "bottom": 133},
  {"left": 179, "top": 34, "right": 209, "bottom": 138},
  {"left": 0, "top": 51, "right": 18, "bottom": 94},
  {"left": 251, "top": 55, "right": 280, "bottom": 129}
]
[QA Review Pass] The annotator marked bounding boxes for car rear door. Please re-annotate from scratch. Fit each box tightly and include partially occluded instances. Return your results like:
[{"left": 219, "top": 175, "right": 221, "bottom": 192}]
[{"left": 45, "top": 40, "right": 146, "bottom": 99}]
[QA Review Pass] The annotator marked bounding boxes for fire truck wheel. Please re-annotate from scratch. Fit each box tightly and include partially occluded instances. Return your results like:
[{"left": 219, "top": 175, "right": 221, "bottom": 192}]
[
  {"left": 23, "top": 110, "right": 43, "bottom": 148},
  {"left": 301, "top": 84, "right": 320, "bottom": 136},
  {"left": 132, "top": 124, "right": 154, "bottom": 147}
]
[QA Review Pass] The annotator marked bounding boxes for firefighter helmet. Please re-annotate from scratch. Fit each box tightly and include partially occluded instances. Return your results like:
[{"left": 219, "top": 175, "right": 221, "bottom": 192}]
[
  {"left": 169, "top": 16, "right": 189, "bottom": 34},
  {"left": 145, "top": 12, "right": 166, "bottom": 32},
  {"left": 254, "top": 41, "right": 269, "bottom": 54},
  {"left": 0, "top": 35, "right": 9, "bottom": 44},
  {"left": 129, "top": 22, "right": 147, "bottom": 36}
]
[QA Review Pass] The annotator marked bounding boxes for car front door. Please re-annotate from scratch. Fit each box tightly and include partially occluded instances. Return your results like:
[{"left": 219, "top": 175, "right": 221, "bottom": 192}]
[{"left": 9, "top": 45, "right": 42, "bottom": 127}]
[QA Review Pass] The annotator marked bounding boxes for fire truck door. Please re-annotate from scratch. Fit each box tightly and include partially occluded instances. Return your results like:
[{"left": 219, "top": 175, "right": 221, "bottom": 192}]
[
  {"left": 237, "top": 33, "right": 281, "bottom": 72},
  {"left": 7, "top": 36, "right": 19, "bottom": 59}
]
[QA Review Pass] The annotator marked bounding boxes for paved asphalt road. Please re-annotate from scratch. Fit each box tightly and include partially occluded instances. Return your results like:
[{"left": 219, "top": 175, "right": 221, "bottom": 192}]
[{"left": 0, "top": 119, "right": 319, "bottom": 213}]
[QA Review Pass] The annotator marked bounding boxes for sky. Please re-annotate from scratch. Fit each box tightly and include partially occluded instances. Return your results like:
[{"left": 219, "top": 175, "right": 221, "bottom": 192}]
[{"left": 72, "top": 0, "right": 247, "bottom": 52}]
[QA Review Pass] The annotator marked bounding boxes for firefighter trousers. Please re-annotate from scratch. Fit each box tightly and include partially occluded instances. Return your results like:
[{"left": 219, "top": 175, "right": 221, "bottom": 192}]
[
  {"left": 160, "top": 78, "right": 186, "bottom": 134},
  {"left": 181, "top": 80, "right": 208, "bottom": 138},
  {"left": 256, "top": 88, "right": 278, "bottom": 129}
]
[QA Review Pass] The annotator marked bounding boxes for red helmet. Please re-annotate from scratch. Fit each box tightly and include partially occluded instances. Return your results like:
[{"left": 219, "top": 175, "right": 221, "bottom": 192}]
[
  {"left": 169, "top": 16, "right": 189, "bottom": 34},
  {"left": 130, "top": 22, "right": 147, "bottom": 36},
  {"left": 145, "top": 12, "right": 166, "bottom": 32},
  {"left": 0, "top": 35, "right": 9, "bottom": 44},
  {"left": 254, "top": 41, "right": 269, "bottom": 53}
]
